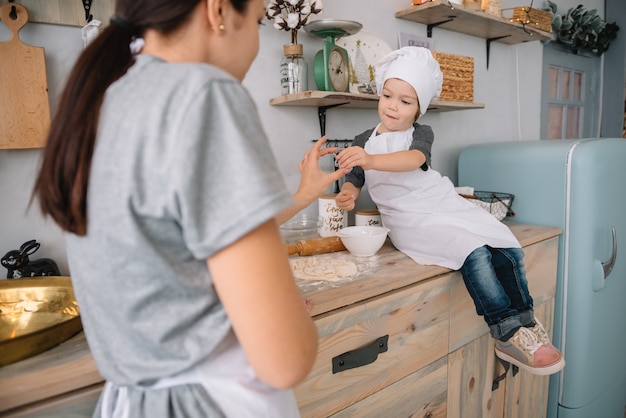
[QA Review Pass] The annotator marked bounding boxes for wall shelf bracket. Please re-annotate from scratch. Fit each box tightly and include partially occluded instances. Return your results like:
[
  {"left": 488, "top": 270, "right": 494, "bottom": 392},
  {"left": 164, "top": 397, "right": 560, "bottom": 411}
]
[
  {"left": 427, "top": 18, "right": 454, "bottom": 37},
  {"left": 485, "top": 35, "right": 510, "bottom": 69},
  {"left": 318, "top": 103, "right": 348, "bottom": 136},
  {"left": 82, "top": 0, "right": 93, "bottom": 22}
]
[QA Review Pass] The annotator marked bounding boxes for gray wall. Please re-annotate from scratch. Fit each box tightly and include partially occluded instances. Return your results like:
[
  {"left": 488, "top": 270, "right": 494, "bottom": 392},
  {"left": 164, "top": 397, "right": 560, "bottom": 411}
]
[
  {"left": 0, "top": 0, "right": 608, "bottom": 275},
  {"left": 601, "top": 0, "right": 626, "bottom": 137}
]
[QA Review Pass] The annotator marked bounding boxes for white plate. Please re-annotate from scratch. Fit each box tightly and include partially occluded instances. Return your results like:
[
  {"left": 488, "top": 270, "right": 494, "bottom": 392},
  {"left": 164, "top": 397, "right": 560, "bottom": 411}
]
[{"left": 337, "top": 31, "right": 393, "bottom": 95}]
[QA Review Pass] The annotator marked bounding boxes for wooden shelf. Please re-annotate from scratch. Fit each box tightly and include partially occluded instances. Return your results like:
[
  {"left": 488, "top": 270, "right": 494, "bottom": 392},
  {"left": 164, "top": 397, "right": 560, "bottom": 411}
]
[
  {"left": 269, "top": 91, "right": 485, "bottom": 112},
  {"left": 395, "top": 0, "right": 553, "bottom": 44}
]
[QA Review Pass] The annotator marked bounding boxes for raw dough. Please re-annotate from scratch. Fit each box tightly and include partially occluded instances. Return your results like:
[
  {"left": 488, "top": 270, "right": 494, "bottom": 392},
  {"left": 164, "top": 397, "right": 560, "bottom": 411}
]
[{"left": 289, "top": 257, "right": 358, "bottom": 281}]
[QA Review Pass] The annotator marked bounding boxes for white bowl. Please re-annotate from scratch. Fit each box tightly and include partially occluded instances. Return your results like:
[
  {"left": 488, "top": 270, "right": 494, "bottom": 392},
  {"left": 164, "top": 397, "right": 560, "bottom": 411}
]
[{"left": 337, "top": 226, "right": 390, "bottom": 257}]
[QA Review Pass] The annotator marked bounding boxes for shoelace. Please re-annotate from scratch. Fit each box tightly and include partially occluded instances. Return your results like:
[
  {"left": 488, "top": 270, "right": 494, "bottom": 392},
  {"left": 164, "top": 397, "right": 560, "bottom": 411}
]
[
  {"left": 529, "top": 318, "right": 551, "bottom": 345},
  {"left": 512, "top": 327, "right": 542, "bottom": 355}
]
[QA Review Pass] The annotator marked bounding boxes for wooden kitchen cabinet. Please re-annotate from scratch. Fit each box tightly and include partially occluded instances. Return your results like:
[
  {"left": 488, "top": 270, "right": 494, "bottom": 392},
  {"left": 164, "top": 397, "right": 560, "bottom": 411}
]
[
  {"left": 294, "top": 222, "right": 560, "bottom": 417},
  {"left": 296, "top": 272, "right": 452, "bottom": 416},
  {"left": 0, "top": 223, "right": 560, "bottom": 418}
]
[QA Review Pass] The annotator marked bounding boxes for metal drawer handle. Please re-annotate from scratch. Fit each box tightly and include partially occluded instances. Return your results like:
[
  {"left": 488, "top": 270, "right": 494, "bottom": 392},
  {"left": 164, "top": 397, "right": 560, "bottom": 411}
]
[{"left": 332, "top": 335, "right": 389, "bottom": 374}]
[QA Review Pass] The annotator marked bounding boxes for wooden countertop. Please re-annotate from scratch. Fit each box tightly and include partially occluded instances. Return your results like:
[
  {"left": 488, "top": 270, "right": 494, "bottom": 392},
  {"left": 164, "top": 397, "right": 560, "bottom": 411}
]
[
  {"left": 300, "top": 222, "right": 561, "bottom": 317},
  {"left": 0, "top": 222, "right": 561, "bottom": 412}
]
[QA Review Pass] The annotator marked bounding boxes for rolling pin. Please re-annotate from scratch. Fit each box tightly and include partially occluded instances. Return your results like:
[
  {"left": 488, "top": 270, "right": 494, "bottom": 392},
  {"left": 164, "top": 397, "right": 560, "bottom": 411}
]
[{"left": 286, "top": 236, "right": 346, "bottom": 256}]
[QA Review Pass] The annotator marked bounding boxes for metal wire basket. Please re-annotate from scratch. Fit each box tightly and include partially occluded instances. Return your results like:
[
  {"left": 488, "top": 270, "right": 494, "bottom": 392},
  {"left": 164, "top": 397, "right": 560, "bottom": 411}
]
[{"left": 462, "top": 191, "right": 515, "bottom": 221}]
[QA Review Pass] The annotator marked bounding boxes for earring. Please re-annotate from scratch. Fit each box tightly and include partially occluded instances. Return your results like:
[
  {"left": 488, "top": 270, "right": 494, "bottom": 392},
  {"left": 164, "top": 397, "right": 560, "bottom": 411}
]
[{"left": 218, "top": 24, "right": 225, "bottom": 31}]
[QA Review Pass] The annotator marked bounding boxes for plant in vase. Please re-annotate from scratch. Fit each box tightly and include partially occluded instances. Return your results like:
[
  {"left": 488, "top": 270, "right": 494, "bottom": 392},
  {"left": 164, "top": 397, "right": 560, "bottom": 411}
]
[
  {"left": 547, "top": 0, "right": 619, "bottom": 56},
  {"left": 266, "top": 0, "right": 324, "bottom": 95}
]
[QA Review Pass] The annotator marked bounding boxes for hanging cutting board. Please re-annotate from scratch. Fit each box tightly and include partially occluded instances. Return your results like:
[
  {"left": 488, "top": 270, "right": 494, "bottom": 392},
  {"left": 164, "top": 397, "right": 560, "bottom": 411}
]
[{"left": 0, "top": 2, "right": 50, "bottom": 149}]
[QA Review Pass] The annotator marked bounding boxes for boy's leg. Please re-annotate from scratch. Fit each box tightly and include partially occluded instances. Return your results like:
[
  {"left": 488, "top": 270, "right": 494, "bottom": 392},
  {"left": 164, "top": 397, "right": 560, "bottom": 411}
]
[
  {"left": 461, "top": 247, "right": 564, "bottom": 375},
  {"left": 491, "top": 247, "right": 534, "bottom": 327},
  {"left": 459, "top": 246, "right": 527, "bottom": 341}
]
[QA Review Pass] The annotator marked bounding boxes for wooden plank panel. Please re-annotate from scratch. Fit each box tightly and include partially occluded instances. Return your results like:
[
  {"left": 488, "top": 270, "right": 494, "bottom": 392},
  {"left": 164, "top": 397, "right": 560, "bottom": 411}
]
[
  {"left": 0, "top": 333, "right": 103, "bottom": 411},
  {"left": 525, "top": 237, "right": 558, "bottom": 304},
  {"left": 296, "top": 274, "right": 451, "bottom": 417},
  {"left": 0, "top": 2, "right": 50, "bottom": 149},
  {"left": 448, "top": 272, "right": 488, "bottom": 353},
  {"left": 448, "top": 333, "right": 498, "bottom": 418},
  {"left": 331, "top": 356, "right": 448, "bottom": 418},
  {"left": 3, "top": 383, "right": 103, "bottom": 417}
]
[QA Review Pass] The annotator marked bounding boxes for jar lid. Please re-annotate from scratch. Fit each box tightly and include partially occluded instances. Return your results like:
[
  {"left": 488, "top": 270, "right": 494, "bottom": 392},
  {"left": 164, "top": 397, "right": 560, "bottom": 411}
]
[
  {"left": 283, "top": 44, "right": 304, "bottom": 56},
  {"left": 356, "top": 209, "right": 380, "bottom": 215}
]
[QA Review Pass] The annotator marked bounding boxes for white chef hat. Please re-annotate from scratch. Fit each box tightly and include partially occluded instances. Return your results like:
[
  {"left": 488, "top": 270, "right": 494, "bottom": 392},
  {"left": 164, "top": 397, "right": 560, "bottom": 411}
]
[{"left": 375, "top": 46, "right": 443, "bottom": 118}]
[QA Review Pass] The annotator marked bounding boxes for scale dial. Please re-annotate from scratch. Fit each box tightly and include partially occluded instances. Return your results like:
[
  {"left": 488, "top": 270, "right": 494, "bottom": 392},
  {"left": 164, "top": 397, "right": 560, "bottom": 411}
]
[{"left": 327, "top": 47, "right": 349, "bottom": 92}]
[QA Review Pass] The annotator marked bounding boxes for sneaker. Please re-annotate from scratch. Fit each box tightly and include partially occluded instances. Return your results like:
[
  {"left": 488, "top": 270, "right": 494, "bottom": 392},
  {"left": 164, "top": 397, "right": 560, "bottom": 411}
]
[
  {"left": 495, "top": 327, "right": 565, "bottom": 376},
  {"left": 527, "top": 318, "right": 555, "bottom": 347}
]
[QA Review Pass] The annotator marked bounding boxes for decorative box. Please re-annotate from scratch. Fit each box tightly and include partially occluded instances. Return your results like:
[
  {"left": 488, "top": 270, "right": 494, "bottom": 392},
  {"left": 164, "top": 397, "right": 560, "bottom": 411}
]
[
  {"left": 432, "top": 51, "right": 474, "bottom": 103},
  {"left": 509, "top": 7, "right": 553, "bottom": 33}
]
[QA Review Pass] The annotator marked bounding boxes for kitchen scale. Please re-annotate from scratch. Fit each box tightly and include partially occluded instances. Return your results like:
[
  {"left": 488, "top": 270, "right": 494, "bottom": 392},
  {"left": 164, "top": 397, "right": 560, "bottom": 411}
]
[{"left": 305, "top": 19, "right": 362, "bottom": 92}]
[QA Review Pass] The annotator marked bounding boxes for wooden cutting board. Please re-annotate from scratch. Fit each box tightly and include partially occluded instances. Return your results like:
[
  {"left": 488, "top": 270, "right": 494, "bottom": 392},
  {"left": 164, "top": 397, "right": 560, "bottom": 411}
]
[{"left": 0, "top": 2, "right": 50, "bottom": 149}]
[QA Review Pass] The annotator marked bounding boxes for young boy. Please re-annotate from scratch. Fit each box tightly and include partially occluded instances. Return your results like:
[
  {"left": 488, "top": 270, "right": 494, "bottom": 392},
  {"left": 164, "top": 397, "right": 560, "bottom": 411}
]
[{"left": 334, "top": 46, "right": 564, "bottom": 375}]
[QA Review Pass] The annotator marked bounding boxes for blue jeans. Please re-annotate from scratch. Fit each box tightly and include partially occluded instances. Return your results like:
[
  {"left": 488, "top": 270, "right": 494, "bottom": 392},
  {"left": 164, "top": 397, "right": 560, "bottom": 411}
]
[{"left": 459, "top": 246, "right": 534, "bottom": 341}]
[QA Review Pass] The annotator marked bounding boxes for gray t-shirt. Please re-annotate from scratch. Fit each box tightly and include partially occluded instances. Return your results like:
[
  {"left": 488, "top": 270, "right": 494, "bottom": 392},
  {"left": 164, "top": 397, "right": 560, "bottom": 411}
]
[{"left": 66, "top": 55, "right": 292, "bottom": 390}]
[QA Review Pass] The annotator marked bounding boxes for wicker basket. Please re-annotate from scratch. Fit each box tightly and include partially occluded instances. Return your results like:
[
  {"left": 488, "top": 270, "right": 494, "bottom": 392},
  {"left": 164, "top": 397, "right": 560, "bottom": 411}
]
[
  {"left": 432, "top": 51, "right": 474, "bottom": 103},
  {"left": 461, "top": 191, "right": 515, "bottom": 221},
  {"left": 509, "top": 7, "right": 553, "bottom": 33}
]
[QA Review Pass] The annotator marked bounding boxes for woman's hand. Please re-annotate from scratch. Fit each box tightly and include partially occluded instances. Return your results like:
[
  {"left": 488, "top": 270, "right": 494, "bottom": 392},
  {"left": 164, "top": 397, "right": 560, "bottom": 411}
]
[
  {"left": 297, "top": 136, "right": 345, "bottom": 200},
  {"left": 276, "top": 136, "right": 347, "bottom": 225}
]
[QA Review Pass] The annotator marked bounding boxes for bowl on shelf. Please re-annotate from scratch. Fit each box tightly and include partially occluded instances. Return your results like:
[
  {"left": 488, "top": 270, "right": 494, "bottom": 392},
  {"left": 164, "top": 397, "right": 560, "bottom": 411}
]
[
  {"left": 279, "top": 213, "right": 322, "bottom": 243},
  {"left": 336, "top": 226, "right": 390, "bottom": 257},
  {"left": 0, "top": 276, "right": 82, "bottom": 367}
]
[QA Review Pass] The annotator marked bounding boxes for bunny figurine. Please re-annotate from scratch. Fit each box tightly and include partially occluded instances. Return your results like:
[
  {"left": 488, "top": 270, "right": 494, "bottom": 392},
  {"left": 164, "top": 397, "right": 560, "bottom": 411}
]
[{"left": 1, "top": 239, "right": 61, "bottom": 279}]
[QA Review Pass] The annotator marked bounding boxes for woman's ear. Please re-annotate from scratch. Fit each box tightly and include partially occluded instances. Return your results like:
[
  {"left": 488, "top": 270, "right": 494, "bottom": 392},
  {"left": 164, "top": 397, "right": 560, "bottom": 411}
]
[{"left": 206, "top": 0, "right": 226, "bottom": 33}]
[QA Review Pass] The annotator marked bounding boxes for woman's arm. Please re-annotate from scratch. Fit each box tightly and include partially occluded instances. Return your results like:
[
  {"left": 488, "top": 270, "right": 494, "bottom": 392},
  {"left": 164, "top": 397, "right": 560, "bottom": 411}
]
[{"left": 207, "top": 219, "right": 317, "bottom": 389}]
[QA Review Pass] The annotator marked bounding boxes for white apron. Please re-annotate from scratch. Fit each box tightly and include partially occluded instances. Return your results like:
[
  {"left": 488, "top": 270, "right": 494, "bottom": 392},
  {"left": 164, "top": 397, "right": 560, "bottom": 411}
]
[
  {"left": 99, "top": 330, "right": 300, "bottom": 418},
  {"left": 364, "top": 125, "right": 520, "bottom": 270}
]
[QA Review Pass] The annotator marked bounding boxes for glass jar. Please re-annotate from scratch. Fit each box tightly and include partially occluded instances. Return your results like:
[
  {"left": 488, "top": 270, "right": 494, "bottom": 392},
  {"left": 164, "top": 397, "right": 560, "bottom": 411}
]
[{"left": 280, "top": 44, "right": 308, "bottom": 95}]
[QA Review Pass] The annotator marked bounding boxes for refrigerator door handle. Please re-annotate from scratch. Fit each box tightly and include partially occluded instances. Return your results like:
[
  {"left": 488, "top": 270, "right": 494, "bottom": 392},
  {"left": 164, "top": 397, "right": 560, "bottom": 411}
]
[
  {"left": 593, "top": 226, "right": 617, "bottom": 291},
  {"left": 602, "top": 227, "right": 617, "bottom": 279}
]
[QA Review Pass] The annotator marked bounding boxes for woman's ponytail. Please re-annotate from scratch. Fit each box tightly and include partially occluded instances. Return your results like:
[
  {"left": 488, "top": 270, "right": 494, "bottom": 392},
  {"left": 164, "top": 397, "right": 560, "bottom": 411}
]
[{"left": 33, "top": 23, "right": 135, "bottom": 235}]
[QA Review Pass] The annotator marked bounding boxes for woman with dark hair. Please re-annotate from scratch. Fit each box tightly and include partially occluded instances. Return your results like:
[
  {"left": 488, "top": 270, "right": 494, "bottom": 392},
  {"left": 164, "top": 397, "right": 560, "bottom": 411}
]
[{"left": 33, "top": 0, "right": 339, "bottom": 416}]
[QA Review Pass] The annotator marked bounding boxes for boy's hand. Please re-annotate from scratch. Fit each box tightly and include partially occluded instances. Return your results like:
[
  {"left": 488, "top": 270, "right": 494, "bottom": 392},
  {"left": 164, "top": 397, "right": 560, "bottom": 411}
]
[
  {"left": 336, "top": 146, "right": 372, "bottom": 171},
  {"left": 335, "top": 191, "right": 356, "bottom": 211}
]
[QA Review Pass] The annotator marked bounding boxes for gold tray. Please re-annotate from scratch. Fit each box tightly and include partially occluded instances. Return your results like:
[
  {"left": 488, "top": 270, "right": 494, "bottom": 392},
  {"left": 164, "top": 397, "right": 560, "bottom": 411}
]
[{"left": 0, "top": 276, "right": 82, "bottom": 367}]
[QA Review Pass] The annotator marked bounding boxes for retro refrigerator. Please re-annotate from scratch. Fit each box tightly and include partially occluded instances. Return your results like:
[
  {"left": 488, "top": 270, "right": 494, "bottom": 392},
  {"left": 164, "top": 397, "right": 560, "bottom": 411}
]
[{"left": 458, "top": 138, "right": 626, "bottom": 418}]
